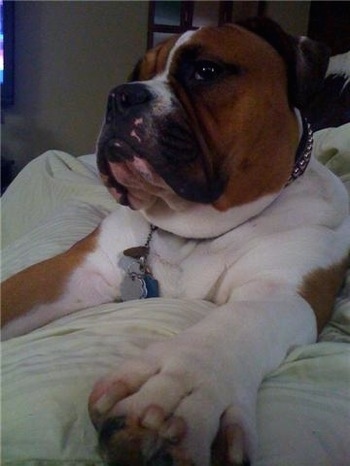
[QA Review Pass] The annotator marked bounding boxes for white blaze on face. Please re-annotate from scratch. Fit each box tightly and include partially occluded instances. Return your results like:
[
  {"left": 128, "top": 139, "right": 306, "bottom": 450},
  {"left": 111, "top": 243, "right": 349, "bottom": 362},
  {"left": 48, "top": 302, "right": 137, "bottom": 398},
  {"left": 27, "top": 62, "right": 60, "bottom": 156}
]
[
  {"left": 158, "top": 29, "right": 198, "bottom": 81},
  {"left": 138, "top": 30, "right": 198, "bottom": 116}
]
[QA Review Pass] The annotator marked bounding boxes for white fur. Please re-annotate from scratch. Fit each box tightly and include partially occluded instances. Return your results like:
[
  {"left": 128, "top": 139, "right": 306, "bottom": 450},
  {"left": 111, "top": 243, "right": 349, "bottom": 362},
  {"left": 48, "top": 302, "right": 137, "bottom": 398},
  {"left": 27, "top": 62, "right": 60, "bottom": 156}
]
[
  {"left": 158, "top": 30, "right": 197, "bottom": 81},
  {"left": 89, "top": 156, "right": 349, "bottom": 306},
  {"left": 326, "top": 51, "right": 350, "bottom": 84},
  {"left": 86, "top": 156, "right": 348, "bottom": 465}
]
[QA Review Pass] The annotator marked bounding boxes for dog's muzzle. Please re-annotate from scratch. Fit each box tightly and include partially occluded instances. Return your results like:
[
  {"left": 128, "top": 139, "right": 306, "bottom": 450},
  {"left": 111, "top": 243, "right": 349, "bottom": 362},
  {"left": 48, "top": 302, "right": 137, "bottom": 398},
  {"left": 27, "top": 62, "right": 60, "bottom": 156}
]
[{"left": 97, "top": 82, "right": 226, "bottom": 205}]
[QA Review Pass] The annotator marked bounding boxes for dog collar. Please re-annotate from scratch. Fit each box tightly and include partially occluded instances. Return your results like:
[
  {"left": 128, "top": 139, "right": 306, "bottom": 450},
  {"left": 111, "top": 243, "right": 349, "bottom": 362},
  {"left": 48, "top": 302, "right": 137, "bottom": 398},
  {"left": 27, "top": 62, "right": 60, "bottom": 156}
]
[{"left": 286, "top": 118, "right": 313, "bottom": 186}]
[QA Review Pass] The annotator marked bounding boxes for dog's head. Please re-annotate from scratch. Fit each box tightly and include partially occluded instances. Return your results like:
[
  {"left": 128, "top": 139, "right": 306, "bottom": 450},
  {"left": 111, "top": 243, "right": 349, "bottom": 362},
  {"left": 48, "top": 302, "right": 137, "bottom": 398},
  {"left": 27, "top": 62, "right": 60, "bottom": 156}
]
[{"left": 97, "top": 18, "right": 329, "bottom": 229}]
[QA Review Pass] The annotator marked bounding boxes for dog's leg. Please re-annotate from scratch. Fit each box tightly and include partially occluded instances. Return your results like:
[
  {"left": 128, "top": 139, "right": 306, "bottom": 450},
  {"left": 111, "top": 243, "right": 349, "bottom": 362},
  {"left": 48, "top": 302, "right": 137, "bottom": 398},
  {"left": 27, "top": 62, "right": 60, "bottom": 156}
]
[
  {"left": 1, "top": 226, "right": 120, "bottom": 340},
  {"left": 88, "top": 290, "right": 317, "bottom": 465}
]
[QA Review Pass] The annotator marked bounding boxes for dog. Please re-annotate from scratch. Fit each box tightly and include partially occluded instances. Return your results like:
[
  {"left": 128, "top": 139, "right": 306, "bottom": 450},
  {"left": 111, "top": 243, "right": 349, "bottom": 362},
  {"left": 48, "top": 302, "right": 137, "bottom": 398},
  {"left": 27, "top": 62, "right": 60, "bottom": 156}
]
[{"left": 2, "top": 18, "right": 350, "bottom": 466}]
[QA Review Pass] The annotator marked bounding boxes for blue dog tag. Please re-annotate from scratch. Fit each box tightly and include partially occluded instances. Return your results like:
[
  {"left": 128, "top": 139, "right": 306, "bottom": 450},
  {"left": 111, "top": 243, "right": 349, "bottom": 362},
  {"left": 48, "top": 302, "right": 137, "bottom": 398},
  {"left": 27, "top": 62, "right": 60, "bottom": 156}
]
[
  {"left": 143, "top": 274, "right": 159, "bottom": 298},
  {"left": 120, "top": 244, "right": 160, "bottom": 301}
]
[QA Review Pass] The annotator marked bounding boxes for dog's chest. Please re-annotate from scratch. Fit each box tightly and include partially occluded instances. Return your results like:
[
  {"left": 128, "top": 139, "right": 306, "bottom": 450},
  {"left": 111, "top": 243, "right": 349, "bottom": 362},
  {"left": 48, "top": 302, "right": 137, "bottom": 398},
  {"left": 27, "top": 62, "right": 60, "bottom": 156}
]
[{"left": 147, "top": 228, "right": 250, "bottom": 301}]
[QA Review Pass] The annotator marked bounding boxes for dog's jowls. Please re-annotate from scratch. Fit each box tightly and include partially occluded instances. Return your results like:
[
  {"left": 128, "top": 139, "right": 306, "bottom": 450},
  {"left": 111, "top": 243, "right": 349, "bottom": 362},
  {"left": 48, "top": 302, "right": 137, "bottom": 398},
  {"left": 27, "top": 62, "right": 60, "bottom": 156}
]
[{"left": 2, "top": 18, "right": 350, "bottom": 465}]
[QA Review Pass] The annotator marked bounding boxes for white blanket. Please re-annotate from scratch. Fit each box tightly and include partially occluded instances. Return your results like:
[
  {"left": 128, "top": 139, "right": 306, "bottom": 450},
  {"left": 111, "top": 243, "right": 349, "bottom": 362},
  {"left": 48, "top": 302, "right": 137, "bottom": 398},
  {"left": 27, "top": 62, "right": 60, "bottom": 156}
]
[{"left": 2, "top": 124, "right": 350, "bottom": 465}]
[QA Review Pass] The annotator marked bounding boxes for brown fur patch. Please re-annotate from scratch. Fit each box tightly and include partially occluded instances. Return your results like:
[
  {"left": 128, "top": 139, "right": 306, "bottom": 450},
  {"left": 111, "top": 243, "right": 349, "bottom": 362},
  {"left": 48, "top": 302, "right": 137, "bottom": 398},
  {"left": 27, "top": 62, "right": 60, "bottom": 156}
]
[
  {"left": 299, "top": 258, "right": 349, "bottom": 333},
  {"left": 168, "top": 25, "right": 300, "bottom": 210},
  {"left": 1, "top": 228, "right": 99, "bottom": 326},
  {"left": 124, "top": 24, "right": 302, "bottom": 211}
]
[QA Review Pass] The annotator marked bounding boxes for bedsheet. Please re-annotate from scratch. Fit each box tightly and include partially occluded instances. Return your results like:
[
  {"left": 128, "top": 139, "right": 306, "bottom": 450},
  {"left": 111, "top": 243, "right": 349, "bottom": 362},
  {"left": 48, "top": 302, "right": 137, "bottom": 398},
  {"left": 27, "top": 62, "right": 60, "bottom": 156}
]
[{"left": 1, "top": 124, "right": 350, "bottom": 465}]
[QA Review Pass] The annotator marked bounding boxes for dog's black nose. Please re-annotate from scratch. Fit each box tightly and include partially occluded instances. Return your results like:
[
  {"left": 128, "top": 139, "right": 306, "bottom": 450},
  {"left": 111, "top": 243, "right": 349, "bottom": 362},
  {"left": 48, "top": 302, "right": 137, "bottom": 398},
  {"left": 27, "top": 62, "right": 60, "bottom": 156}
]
[{"left": 110, "top": 83, "right": 153, "bottom": 114}]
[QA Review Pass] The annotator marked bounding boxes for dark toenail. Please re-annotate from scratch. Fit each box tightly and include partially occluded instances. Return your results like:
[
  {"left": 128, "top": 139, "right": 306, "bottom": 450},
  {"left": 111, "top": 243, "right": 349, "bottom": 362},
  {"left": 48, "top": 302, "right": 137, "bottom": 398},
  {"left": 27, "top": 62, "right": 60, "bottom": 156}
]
[
  {"left": 98, "top": 416, "right": 126, "bottom": 443},
  {"left": 147, "top": 448, "right": 174, "bottom": 465}
]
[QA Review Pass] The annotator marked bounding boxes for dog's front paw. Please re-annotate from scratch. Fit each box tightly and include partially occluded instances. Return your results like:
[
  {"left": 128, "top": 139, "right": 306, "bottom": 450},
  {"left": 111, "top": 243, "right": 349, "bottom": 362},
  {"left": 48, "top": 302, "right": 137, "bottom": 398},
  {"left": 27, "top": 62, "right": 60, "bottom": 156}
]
[{"left": 88, "top": 338, "right": 256, "bottom": 465}]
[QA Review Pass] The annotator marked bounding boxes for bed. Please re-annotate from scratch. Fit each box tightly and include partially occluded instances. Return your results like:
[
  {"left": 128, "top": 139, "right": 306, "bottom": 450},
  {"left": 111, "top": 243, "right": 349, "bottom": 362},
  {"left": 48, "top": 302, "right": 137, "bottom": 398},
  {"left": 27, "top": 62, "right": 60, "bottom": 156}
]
[{"left": 2, "top": 72, "right": 350, "bottom": 466}]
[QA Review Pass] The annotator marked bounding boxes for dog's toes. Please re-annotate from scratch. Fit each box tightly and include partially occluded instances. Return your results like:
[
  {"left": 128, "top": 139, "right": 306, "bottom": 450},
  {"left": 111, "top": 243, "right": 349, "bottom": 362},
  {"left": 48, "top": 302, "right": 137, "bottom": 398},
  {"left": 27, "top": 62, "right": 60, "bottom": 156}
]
[
  {"left": 98, "top": 415, "right": 193, "bottom": 466},
  {"left": 210, "top": 424, "right": 251, "bottom": 466},
  {"left": 211, "top": 403, "right": 256, "bottom": 466},
  {"left": 98, "top": 415, "right": 250, "bottom": 466},
  {"left": 98, "top": 415, "right": 160, "bottom": 465},
  {"left": 88, "top": 342, "right": 257, "bottom": 465}
]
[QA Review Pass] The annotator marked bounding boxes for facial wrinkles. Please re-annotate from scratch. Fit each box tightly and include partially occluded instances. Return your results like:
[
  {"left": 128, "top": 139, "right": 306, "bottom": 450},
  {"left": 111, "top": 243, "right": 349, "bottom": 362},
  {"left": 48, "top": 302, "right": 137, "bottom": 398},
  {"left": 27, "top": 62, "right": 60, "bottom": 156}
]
[
  {"left": 133, "top": 32, "right": 199, "bottom": 126},
  {"left": 133, "top": 29, "right": 219, "bottom": 193},
  {"left": 161, "top": 29, "right": 220, "bottom": 185},
  {"left": 171, "top": 79, "right": 218, "bottom": 182}
]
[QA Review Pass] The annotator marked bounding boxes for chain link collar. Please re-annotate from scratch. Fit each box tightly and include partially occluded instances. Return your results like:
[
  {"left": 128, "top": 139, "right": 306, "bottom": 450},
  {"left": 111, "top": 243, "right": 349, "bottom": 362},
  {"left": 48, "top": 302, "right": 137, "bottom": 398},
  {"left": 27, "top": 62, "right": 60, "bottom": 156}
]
[{"left": 286, "top": 119, "right": 313, "bottom": 186}]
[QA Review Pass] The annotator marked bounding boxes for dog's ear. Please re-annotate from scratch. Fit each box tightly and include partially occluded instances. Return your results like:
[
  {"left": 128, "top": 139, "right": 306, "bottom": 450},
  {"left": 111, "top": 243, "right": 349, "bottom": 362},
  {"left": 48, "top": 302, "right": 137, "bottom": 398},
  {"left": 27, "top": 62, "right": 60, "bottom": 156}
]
[
  {"left": 238, "top": 17, "right": 330, "bottom": 109},
  {"left": 291, "top": 36, "right": 331, "bottom": 108}
]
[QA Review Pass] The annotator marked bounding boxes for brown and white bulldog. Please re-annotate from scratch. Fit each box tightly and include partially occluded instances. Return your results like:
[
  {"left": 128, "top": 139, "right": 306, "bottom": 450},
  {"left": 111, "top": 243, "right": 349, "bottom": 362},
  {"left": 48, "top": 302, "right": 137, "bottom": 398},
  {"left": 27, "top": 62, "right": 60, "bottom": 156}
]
[{"left": 2, "top": 18, "right": 350, "bottom": 465}]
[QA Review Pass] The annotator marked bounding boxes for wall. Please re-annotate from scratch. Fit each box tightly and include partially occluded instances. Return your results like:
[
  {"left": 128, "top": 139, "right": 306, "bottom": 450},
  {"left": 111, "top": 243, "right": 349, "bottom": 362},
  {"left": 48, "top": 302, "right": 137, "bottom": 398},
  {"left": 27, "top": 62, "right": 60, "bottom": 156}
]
[{"left": 2, "top": 1, "right": 148, "bottom": 171}]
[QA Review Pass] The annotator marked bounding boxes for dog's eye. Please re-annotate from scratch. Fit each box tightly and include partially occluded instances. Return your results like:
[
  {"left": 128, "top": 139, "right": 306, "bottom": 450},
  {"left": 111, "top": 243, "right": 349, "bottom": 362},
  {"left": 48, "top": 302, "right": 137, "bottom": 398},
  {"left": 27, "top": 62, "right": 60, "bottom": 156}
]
[{"left": 193, "top": 61, "right": 223, "bottom": 82}]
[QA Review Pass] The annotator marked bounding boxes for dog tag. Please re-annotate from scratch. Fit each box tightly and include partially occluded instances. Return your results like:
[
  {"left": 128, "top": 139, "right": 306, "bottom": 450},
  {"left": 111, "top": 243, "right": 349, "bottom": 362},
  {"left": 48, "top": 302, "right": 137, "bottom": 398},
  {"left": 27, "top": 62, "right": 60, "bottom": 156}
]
[
  {"left": 123, "top": 246, "right": 149, "bottom": 259},
  {"left": 143, "top": 273, "right": 159, "bottom": 298},
  {"left": 120, "top": 273, "right": 148, "bottom": 301},
  {"left": 120, "top": 233, "right": 159, "bottom": 301}
]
